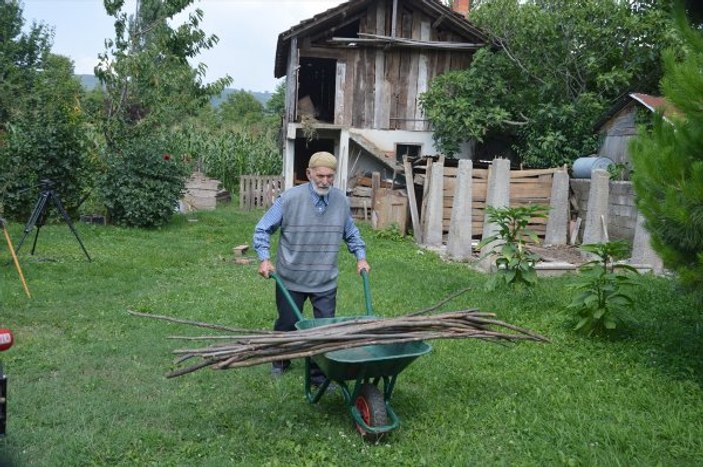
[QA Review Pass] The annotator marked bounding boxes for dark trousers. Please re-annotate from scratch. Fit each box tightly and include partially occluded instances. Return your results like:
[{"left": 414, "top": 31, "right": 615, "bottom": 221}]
[{"left": 273, "top": 285, "right": 336, "bottom": 375}]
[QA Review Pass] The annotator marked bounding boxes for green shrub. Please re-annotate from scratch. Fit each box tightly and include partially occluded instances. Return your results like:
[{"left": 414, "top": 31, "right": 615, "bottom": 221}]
[
  {"left": 567, "top": 241, "right": 640, "bottom": 335},
  {"left": 373, "top": 223, "right": 407, "bottom": 242},
  {"left": 98, "top": 135, "right": 189, "bottom": 228},
  {"left": 478, "top": 204, "right": 548, "bottom": 289}
]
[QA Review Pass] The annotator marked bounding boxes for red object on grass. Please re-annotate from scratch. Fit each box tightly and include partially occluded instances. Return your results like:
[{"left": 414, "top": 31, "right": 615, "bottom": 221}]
[
  {"left": 0, "top": 329, "right": 13, "bottom": 351},
  {"left": 163, "top": 153, "right": 171, "bottom": 161}
]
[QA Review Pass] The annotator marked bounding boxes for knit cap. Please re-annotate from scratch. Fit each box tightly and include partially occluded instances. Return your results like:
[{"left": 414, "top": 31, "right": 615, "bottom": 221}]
[{"left": 308, "top": 151, "right": 337, "bottom": 170}]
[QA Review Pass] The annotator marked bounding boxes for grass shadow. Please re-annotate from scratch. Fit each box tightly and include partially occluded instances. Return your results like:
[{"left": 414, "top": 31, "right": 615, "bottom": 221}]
[{"left": 614, "top": 278, "right": 703, "bottom": 386}]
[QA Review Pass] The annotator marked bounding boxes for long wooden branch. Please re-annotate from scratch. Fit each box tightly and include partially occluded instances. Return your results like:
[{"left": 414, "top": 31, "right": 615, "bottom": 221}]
[
  {"left": 127, "top": 310, "right": 278, "bottom": 334},
  {"left": 129, "top": 309, "right": 549, "bottom": 378},
  {"left": 406, "top": 288, "right": 474, "bottom": 316}
]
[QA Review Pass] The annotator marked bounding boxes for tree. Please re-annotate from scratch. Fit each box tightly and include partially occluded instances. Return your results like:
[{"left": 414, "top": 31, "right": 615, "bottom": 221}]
[
  {"left": 96, "top": 0, "right": 230, "bottom": 141},
  {"left": 2, "top": 54, "right": 91, "bottom": 220},
  {"left": 265, "top": 80, "right": 286, "bottom": 117},
  {"left": 629, "top": 5, "right": 703, "bottom": 287},
  {"left": 0, "top": 0, "right": 51, "bottom": 127},
  {"left": 421, "top": 0, "right": 678, "bottom": 168},
  {"left": 94, "top": 0, "right": 232, "bottom": 227},
  {"left": 218, "top": 90, "right": 264, "bottom": 127},
  {"left": 0, "top": 2, "right": 90, "bottom": 220}
]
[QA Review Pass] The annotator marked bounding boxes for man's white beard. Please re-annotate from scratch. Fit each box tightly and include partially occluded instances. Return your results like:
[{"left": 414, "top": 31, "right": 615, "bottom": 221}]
[{"left": 313, "top": 185, "right": 331, "bottom": 196}]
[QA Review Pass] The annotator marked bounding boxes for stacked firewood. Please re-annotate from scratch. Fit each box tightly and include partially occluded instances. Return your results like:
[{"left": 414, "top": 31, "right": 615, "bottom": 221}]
[{"left": 128, "top": 310, "right": 548, "bottom": 378}]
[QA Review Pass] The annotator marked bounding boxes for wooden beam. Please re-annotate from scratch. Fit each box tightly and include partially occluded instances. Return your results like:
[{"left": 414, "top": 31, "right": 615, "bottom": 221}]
[
  {"left": 327, "top": 35, "right": 484, "bottom": 50},
  {"left": 404, "top": 156, "right": 422, "bottom": 244}
]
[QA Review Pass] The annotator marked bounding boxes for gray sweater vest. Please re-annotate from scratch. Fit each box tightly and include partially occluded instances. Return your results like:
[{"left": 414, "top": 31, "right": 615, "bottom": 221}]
[{"left": 275, "top": 184, "right": 348, "bottom": 293}]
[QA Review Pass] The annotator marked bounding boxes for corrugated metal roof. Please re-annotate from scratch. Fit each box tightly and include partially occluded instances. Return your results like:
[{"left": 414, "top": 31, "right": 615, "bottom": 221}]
[
  {"left": 274, "top": 0, "right": 492, "bottom": 78},
  {"left": 629, "top": 93, "right": 679, "bottom": 119},
  {"left": 594, "top": 92, "right": 680, "bottom": 131}
]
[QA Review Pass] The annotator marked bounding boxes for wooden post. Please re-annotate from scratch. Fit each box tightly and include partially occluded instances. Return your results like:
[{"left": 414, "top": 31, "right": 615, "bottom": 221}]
[
  {"left": 403, "top": 156, "right": 422, "bottom": 244},
  {"left": 371, "top": 172, "right": 381, "bottom": 209},
  {"left": 419, "top": 157, "right": 433, "bottom": 243},
  {"left": 371, "top": 172, "right": 381, "bottom": 228}
]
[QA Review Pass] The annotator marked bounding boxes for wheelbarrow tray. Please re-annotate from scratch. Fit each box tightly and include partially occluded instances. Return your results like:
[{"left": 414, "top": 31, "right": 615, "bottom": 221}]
[
  {"left": 295, "top": 317, "right": 432, "bottom": 382},
  {"left": 273, "top": 271, "right": 431, "bottom": 438}
]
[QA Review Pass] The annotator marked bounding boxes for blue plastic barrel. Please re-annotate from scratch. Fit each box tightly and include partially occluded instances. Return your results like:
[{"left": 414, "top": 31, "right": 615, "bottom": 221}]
[{"left": 571, "top": 156, "right": 614, "bottom": 178}]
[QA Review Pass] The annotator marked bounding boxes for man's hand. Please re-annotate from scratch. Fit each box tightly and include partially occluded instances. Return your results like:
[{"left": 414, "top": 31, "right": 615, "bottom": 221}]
[
  {"left": 258, "top": 259, "right": 275, "bottom": 278},
  {"left": 357, "top": 259, "right": 371, "bottom": 275}
]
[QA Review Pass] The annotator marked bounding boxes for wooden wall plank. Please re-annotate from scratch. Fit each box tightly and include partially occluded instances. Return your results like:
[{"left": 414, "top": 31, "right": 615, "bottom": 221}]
[{"left": 335, "top": 61, "right": 346, "bottom": 126}]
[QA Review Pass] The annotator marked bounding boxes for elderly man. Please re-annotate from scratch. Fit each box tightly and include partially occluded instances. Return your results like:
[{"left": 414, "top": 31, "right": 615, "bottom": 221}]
[{"left": 253, "top": 151, "right": 371, "bottom": 385}]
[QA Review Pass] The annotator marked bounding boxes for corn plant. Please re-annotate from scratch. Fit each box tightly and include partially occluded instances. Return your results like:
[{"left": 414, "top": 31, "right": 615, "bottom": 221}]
[
  {"left": 567, "top": 241, "right": 640, "bottom": 335},
  {"left": 170, "top": 124, "right": 282, "bottom": 193},
  {"left": 477, "top": 204, "right": 548, "bottom": 289}
]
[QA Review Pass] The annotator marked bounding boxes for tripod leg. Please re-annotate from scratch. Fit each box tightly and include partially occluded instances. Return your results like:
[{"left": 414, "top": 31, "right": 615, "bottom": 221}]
[
  {"left": 30, "top": 225, "right": 41, "bottom": 255},
  {"left": 49, "top": 192, "right": 92, "bottom": 262},
  {"left": 14, "top": 192, "right": 50, "bottom": 256}
]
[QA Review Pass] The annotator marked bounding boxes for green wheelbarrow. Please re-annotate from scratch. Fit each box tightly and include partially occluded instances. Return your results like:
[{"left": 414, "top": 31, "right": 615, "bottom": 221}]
[{"left": 270, "top": 270, "right": 431, "bottom": 441}]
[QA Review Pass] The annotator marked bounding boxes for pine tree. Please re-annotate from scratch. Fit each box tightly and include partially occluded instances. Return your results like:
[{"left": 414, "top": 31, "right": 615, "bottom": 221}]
[{"left": 630, "top": 6, "right": 703, "bottom": 286}]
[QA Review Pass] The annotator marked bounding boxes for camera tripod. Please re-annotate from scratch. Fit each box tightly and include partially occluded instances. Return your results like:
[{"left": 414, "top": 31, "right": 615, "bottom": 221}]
[{"left": 14, "top": 180, "right": 92, "bottom": 262}]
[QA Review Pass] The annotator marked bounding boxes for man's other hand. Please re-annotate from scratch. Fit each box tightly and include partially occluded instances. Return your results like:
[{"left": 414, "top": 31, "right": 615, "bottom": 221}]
[
  {"left": 357, "top": 259, "right": 371, "bottom": 275},
  {"left": 258, "top": 259, "right": 275, "bottom": 278}
]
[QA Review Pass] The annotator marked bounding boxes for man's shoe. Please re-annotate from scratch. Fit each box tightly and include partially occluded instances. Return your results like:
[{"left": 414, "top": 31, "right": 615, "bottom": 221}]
[
  {"left": 271, "top": 365, "right": 289, "bottom": 378},
  {"left": 310, "top": 374, "right": 325, "bottom": 386},
  {"left": 311, "top": 375, "right": 337, "bottom": 391}
]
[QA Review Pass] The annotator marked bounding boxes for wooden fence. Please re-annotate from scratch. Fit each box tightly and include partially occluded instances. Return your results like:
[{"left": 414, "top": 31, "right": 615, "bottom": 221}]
[
  {"left": 239, "top": 175, "right": 284, "bottom": 211},
  {"left": 417, "top": 163, "right": 560, "bottom": 239}
]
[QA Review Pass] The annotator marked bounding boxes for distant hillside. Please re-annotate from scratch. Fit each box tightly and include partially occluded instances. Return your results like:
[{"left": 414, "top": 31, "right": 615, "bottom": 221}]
[
  {"left": 77, "top": 74, "right": 100, "bottom": 90},
  {"left": 76, "top": 74, "right": 272, "bottom": 107},
  {"left": 211, "top": 88, "right": 272, "bottom": 107}
]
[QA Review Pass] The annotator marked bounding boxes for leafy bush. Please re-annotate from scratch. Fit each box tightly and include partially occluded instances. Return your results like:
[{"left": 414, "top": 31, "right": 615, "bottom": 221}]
[
  {"left": 98, "top": 135, "right": 189, "bottom": 228},
  {"left": 567, "top": 241, "right": 640, "bottom": 335},
  {"left": 372, "top": 223, "right": 407, "bottom": 242},
  {"left": 607, "top": 162, "right": 630, "bottom": 181},
  {"left": 478, "top": 204, "right": 548, "bottom": 289}
]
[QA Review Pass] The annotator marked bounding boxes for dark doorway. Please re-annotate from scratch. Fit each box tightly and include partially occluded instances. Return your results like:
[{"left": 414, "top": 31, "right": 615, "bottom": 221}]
[
  {"left": 396, "top": 144, "right": 422, "bottom": 164},
  {"left": 297, "top": 57, "right": 336, "bottom": 124}
]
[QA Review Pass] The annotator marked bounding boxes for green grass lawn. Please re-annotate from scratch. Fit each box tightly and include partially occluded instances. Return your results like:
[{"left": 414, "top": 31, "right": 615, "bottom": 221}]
[{"left": 1, "top": 204, "right": 702, "bottom": 466}]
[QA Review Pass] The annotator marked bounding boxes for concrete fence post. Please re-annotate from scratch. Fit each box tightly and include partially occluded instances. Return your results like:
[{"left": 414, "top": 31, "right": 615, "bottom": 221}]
[
  {"left": 582, "top": 169, "right": 610, "bottom": 250},
  {"left": 447, "top": 159, "right": 473, "bottom": 260},
  {"left": 424, "top": 161, "right": 445, "bottom": 247},
  {"left": 480, "top": 158, "right": 511, "bottom": 264},
  {"left": 545, "top": 169, "right": 569, "bottom": 246},
  {"left": 631, "top": 211, "right": 664, "bottom": 274}
]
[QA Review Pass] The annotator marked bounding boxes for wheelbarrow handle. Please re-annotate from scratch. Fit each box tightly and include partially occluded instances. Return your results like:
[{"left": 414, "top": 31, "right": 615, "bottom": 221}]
[
  {"left": 360, "top": 268, "right": 373, "bottom": 316},
  {"left": 270, "top": 270, "right": 374, "bottom": 319},
  {"left": 269, "top": 272, "right": 305, "bottom": 321}
]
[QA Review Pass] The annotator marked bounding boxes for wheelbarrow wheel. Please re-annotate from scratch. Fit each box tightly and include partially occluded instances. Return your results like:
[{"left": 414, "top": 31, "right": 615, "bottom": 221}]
[{"left": 354, "top": 383, "right": 388, "bottom": 442}]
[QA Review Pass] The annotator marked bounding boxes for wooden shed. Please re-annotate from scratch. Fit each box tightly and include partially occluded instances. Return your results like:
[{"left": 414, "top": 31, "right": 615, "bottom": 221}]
[
  {"left": 594, "top": 92, "right": 677, "bottom": 178},
  {"left": 274, "top": 0, "right": 492, "bottom": 191}
]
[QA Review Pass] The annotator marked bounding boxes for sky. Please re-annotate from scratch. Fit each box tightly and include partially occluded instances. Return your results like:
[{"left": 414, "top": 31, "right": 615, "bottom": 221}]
[{"left": 20, "top": 0, "right": 347, "bottom": 93}]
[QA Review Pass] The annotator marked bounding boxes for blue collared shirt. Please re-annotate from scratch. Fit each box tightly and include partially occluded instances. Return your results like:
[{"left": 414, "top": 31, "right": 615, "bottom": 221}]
[{"left": 253, "top": 183, "right": 367, "bottom": 262}]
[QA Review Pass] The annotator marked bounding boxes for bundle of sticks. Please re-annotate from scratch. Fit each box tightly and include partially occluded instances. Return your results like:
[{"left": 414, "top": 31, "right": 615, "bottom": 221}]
[{"left": 128, "top": 309, "right": 549, "bottom": 378}]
